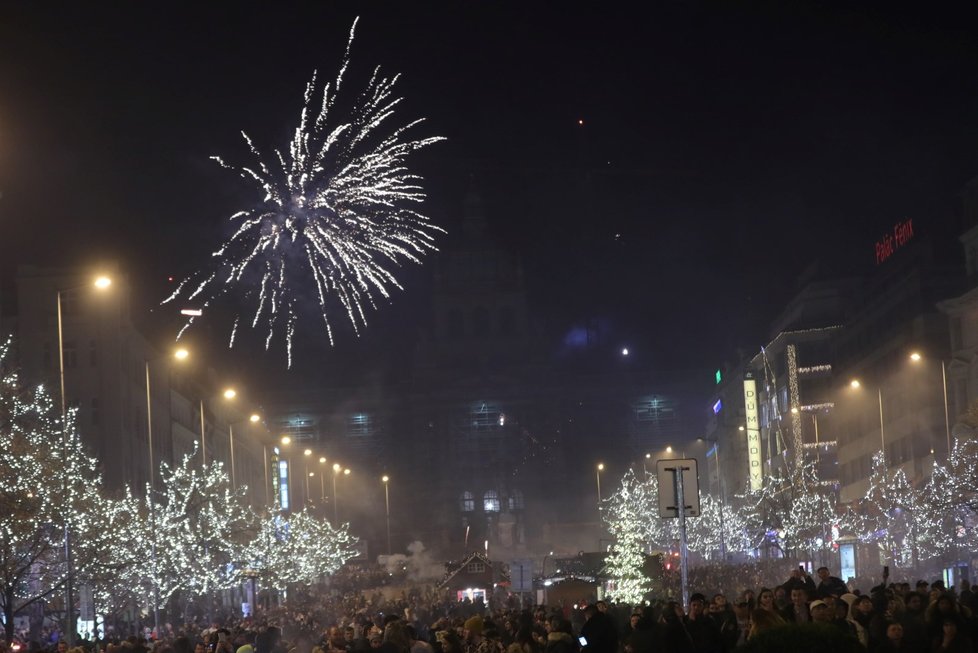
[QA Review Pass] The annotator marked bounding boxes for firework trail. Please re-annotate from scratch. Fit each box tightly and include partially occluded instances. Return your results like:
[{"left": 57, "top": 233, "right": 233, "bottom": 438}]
[{"left": 164, "top": 19, "right": 444, "bottom": 367}]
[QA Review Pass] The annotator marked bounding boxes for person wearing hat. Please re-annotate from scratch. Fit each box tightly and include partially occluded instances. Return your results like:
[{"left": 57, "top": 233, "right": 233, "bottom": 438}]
[{"left": 809, "top": 600, "right": 832, "bottom": 624}]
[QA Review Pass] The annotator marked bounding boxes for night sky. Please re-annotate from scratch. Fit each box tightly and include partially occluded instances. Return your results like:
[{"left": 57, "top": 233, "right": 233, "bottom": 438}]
[{"left": 2, "top": 2, "right": 978, "bottom": 389}]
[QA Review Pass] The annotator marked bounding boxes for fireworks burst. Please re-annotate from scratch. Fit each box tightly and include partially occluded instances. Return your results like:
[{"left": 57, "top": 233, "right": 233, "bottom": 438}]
[{"left": 164, "top": 19, "right": 444, "bottom": 367}]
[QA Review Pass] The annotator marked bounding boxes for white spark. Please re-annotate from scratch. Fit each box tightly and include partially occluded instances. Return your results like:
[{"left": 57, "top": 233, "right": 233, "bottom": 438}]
[{"left": 164, "top": 19, "right": 444, "bottom": 367}]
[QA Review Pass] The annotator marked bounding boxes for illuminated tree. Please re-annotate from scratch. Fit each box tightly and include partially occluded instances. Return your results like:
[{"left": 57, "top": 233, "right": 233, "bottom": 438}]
[
  {"left": 134, "top": 451, "right": 254, "bottom": 605},
  {"left": 604, "top": 468, "right": 753, "bottom": 602},
  {"left": 0, "top": 338, "right": 111, "bottom": 642},
  {"left": 79, "top": 489, "right": 147, "bottom": 617},
  {"left": 686, "top": 493, "right": 751, "bottom": 557},
  {"left": 245, "top": 508, "right": 358, "bottom": 592},
  {"left": 844, "top": 452, "right": 933, "bottom": 569},
  {"left": 742, "top": 462, "right": 838, "bottom": 558},
  {"left": 603, "top": 470, "right": 655, "bottom": 603},
  {"left": 911, "top": 439, "right": 978, "bottom": 561}
]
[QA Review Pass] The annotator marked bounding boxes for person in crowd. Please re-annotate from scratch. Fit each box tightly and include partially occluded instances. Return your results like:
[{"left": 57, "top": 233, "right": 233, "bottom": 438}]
[
  {"left": 815, "top": 567, "right": 849, "bottom": 599},
  {"left": 783, "top": 568, "right": 818, "bottom": 598},
  {"left": 578, "top": 606, "right": 614, "bottom": 653},
  {"left": 747, "top": 608, "right": 782, "bottom": 641},
  {"left": 931, "top": 618, "right": 972, "bottom": 653},
  {"left": 809, "top": 600, "right": 831, "bottom": 624},
  {"left": 622, "top": 607, "right": 657, "bottom": 653},
  {"left": 659, "top": 602, "right": 692, "bottom": 653},
  {"left": 683, "top": 594, "right": 724, "bottom": 653},
  {"left": 753, "top": 589, "right": 780, "bottom": 617},
  {"left": 901, "top": 592, "right": 929, "bottom": 652},
  {"left": 504, "top": 626, "right": 537, "bottom": 653},
  {"left": 542, "top": 618, "right": 574, "bottom": 653},
  {"left": 848, "top": 595, "right": 875, "bottom": 649},
  {"left": 707, "top": 595, "right": 737, "bottom": 651},
  {"left": 780, "top": 587, "right": 811, "bottom": 624},
  {"left": 874, "top": 622, "right": 906, "bottom": 653},
  {"left": 729, "top": 601, "right": 751, "bottom": 648},
  {"left": 925, "top": 593, "right": 971, "bottom": 642}
]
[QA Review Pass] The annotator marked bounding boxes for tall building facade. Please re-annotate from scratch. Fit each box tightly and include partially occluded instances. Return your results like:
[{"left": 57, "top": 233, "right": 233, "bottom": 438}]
[
  {"left": 2, "top": 265, "right": 271, "bottom": 508},
  {"left": 263, "top": 191, "right": 700, "bottom": 562}
]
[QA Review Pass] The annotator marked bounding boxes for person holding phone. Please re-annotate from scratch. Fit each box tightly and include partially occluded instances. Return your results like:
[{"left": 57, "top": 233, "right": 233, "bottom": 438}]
[{"left": 782, "top": 565, "right": 817, "bottom": 597}]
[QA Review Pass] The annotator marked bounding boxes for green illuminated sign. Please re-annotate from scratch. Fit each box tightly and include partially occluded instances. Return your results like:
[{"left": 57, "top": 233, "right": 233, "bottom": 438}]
[{"left": 715, "top": 369, "right": 722, "bottom": 384}]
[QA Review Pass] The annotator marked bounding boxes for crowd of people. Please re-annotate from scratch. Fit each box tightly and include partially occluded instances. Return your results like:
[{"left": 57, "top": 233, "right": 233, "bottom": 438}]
[{"left": 5, "top": 565, "right": 978, "bottom": 653}]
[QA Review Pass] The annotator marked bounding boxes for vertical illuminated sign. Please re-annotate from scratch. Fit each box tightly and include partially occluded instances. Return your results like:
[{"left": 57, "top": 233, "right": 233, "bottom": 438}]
[
  {"left": 278, "top": 459, "right": 290, "bottom": 510},
  {"left": 743, "top": 373, "right": 763, "bottom": 490}
]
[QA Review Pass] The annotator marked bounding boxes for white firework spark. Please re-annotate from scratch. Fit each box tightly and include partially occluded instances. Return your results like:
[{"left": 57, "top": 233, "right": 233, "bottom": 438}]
[{"left": 164, "top": 19, "right": 444, "bottom": 367}]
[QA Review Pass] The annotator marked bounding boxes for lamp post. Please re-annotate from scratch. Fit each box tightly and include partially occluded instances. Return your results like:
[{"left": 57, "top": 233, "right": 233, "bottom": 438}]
[
  {"left": 222, "top": 388, "right": 238, "bottom": 488},
  {"left": 909, "top": 352, "right": 952, "bottom": 456},
  {"left": 698, "top": 436, "right": 726, "bottom": 559},
  {"left": 596, "top": 463, "right": 604, "bottom": 504},
  {"left": 143, "top": 347, "right": 186, "bottom": 638},
  {"left": 262, "top": 445, "right": 270, "bottom": 507},
  {"left": 57, "top": 275, "right": 112, "bottom": 645},
  {"left": 332, "top": 464, "right": 350, "bottom": 523},
  {"left": 304, "top": 449, "right": 312, "bottom": 505},
  {"left": 332, "top": 463, "right": 341, "bottom": 522},
  {"left": 199, "top": 398, "right": 207, "bottom": 465},
  {"left": 319, "top": 457, "right": 327, "bottom": 502},
  {"left": 382, "top": 475, "right": 391, "bottom": 555},
  {"left": 850, "top": 379, "right": 886, "bottom": 457}
]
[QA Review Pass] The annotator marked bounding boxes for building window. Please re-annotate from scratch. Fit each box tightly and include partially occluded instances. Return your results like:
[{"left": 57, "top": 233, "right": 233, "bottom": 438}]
[
  {"left": 91, "top": 398, "right": 99, "bottom": 426},
  {"left": 484, "top": 490, "right": 500, "bottom": 513},
  {"left": 63, "top": 342, "right": 77, "bottom": 369},
  {"left": 347, "top": 413, "right": 372, "bottom": 437},
  {"left": 470, "top": 402, "right": 501, "bottom": 428},
  {"left": 508, "top": 489, "right": 524, "bottom": 511},
  {"left": 43, "top": 342, "right": 51, "bottom": 370},
  {"left": 89, "top": 339, "right": 97, "bottom": 366},
  {"left": 467, "top": 561, "right": 486, "bottom": 573},
  {"left": 460, "top": 491, "right": 474, "bottom": 512}
]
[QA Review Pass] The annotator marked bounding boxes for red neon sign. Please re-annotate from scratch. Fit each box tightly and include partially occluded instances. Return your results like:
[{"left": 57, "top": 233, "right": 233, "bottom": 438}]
[{"left": 875, "top": 219, "right": 914, "bottom": 265}]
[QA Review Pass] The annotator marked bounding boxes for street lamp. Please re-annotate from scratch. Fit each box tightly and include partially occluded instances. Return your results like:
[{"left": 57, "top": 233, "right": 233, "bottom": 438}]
[
  {"left": 223, "top": 388, "right": 239, "bottom": 489},
  {"left": 849, "top": 379, "right": 885, "bottom": 455},
  {"left": 333, "top": 463, "right": 342, "bottom": 522},
  {"left": 382, "top": 475, "right": 391, "bottom": 555},
  {"left": 596, "top": 463, "right": 604, "bottom": 503},
  {"left": 319, "top": 457, "right": 328, "bottom": 502},
  {"left": 143, "top": 346, "right": 189, "bottom": 636},
  {"left": 304, "top": 449, "right": 312, "bottom": 504},
  {"left": 57, "top": 275, "right": 112, "bottom": 646},
  {"left": 698, "top": 436, "right": 726, "bottom": 559},
  {"left": 909, "top": 351, "right": 951, "bottom": 456}
]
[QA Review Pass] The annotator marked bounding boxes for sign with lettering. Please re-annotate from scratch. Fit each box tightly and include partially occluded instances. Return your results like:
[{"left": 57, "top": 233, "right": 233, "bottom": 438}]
[
  {"left": 875, "top": 219, "right": 914, "bottom": 265},
  {"left": 743, "top": 374, "right": 762, "bottom": 490}
]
